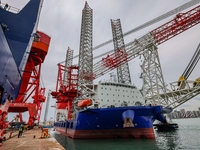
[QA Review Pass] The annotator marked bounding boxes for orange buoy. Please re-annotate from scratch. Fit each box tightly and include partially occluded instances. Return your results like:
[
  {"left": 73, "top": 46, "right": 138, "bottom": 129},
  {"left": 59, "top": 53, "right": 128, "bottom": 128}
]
[{"left": 78, "top": 99, "right": 92, "bottom": 107}]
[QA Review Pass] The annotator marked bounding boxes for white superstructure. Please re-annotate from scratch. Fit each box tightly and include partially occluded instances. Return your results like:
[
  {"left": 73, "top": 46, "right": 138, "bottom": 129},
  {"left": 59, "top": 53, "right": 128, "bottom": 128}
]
[{"left": 89, "top": 82, "right": 145, "bottom": 108}]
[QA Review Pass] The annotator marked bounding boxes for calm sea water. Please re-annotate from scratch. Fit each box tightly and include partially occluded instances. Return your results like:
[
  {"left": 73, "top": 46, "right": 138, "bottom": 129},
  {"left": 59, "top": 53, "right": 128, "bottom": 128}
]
[{"left": 52, "top": 118, "right": 200, "bottom": 150}]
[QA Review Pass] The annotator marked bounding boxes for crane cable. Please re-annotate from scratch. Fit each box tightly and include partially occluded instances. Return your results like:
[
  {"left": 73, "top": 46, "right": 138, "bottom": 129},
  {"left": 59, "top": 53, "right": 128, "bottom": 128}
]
[
  {"left": 182, "top": 42, "right": 200, "bottom": 79},
  {"left": 59, "top": 0, "right": 200, "bottom": 64}
]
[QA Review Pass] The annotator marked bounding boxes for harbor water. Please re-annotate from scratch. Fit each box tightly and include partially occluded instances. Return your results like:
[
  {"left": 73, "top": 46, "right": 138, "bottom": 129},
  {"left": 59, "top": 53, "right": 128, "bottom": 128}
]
[{"left": 52, "top": 118, "right": 200, "bottom": 150}]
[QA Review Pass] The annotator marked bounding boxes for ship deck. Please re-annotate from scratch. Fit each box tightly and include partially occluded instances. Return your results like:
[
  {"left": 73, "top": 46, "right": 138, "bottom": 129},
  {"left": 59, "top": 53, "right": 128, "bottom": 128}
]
[{"left": 1, "top": 127, "right": 65, "bottom": 150}]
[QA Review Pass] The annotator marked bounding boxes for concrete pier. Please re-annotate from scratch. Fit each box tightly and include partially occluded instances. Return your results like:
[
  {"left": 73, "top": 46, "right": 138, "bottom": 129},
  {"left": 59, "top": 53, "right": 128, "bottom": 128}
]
[{"left": 1, "top": 128, "right": 65, "bottom": 150}]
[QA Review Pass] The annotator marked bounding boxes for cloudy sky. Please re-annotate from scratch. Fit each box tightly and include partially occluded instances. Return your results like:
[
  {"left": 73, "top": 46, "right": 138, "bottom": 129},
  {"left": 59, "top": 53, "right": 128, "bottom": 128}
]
[{"left": 4, "top": 0, "right": 200, "bottom": 121}]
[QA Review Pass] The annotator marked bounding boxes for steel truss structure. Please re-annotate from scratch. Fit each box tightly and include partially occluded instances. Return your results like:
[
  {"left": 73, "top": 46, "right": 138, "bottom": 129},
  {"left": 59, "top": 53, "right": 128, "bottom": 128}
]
[
  {"left": 64, "top": 47, "right": 74, "bottom": 86},
  {"left": 78, "top": 2, "right": 93, "bottom": 85},
  {"left": 140, "top": 44, "right": 169, "bottom": 106},
  {"left": 111, "top": 19, "right": 131, "bottom": 85}
]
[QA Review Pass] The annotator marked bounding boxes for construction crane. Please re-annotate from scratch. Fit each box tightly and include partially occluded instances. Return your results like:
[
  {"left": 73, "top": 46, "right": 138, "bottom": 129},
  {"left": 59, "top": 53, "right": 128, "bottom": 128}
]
[
  {"left": 52, "top": 2, "right": 200, "bottom": 120},
  {"left": 93, "top": 5, "right": 200, "bottom": 80},
  {"left": 59, "top": 0, "right": 200, "bottom": 64},
  {"left": 8, "top": 31, "right": 51, "bottom": 127},
  {"left": 51, "top": 48, "right": 78, "bottom": 119}
]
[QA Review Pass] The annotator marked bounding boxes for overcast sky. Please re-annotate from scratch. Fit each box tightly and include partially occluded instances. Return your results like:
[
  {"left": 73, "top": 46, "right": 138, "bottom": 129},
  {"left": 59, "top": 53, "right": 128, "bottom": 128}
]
[{"left": 4, "top": 0, "right": 200, "bottom": 121}]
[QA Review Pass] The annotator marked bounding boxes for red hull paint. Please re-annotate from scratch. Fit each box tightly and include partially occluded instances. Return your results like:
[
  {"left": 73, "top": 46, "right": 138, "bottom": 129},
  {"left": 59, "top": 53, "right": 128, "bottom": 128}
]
[
  {"left": 55, "top": 127, "right": 66, "bottom": 134},
  {"left": 54, "top": 127, "right": 155, "bottom": 139}
]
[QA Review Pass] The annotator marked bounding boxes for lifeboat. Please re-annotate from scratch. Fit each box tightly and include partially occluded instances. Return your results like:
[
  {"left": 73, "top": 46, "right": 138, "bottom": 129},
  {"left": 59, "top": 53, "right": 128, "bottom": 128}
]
[{"left": 78, "top": 99, "right": 92, "bottom": 107}]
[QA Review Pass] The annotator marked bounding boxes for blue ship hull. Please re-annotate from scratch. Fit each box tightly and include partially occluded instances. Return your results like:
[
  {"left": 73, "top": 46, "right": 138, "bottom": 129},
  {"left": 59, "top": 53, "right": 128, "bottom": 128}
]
[
  {"left": 0, "top": 25, "right": 21, "bottom": 101},
  {"left": 0, "top": 0, "right": 40, "bottom": 103},
  {"left": 54, "top": 106, "right": 166, "bottom": 139}
]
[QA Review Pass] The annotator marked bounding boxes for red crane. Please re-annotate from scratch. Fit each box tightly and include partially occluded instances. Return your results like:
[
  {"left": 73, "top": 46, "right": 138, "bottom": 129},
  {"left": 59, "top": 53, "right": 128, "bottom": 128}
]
[
  {"left": 8, "top": 31, "right": 51, "bottom": 127},
  {"left": 51, "top": 64, "right": 78, "bottom": 119}
]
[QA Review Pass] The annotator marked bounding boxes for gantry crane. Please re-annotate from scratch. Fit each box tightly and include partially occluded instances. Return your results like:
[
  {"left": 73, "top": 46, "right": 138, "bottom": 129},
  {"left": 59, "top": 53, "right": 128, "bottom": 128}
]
[
  {"left": 52, "top": 2, "right": 200, "bottom": 120},
  {"left": 8, "top": 31, "right": 51, "bottom": 127}
]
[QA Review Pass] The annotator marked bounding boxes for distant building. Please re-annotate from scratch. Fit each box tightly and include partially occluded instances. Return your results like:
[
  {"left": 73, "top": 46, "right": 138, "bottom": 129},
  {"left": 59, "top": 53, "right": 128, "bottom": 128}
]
[
  {"left": 197, "top": 111, "right": 200, "bottom": 117},
  {"left": 171, "top": 110, "right": 179, "bottom": 119},
  {"left": 172, "top": 112, "right": 178, "bottom": 119},
  {"left": 177, "top": 111, "right": 182, "bottom": 118},
  {"left": 170, "top": 108, "right": 200, "bottom": 119},
  {"left": 180, "top": 109, "right": 186, "bottom": 118},
  {"left": 193, "top": 111, "right": 200, "bottom": 117},
  {"left": 186, "top": 111, "right": 194, "bottom": 118}
]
